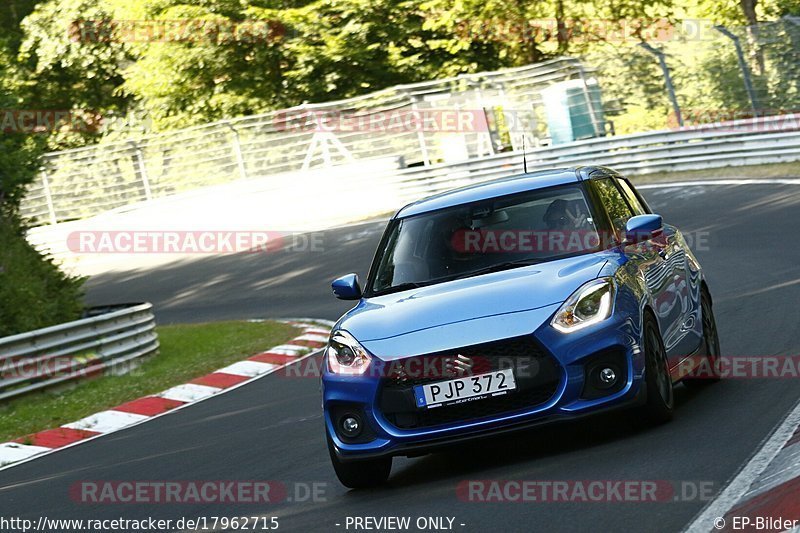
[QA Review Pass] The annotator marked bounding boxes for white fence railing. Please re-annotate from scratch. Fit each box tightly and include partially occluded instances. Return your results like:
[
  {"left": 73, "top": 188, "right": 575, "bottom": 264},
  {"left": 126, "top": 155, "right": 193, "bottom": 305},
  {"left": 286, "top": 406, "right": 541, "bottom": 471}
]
[
  {"left": 20, "top": 58, "right": 598, "bottom": 226},
  {"left": 0, "top": 303, "right": 159, "bottom": 401}
]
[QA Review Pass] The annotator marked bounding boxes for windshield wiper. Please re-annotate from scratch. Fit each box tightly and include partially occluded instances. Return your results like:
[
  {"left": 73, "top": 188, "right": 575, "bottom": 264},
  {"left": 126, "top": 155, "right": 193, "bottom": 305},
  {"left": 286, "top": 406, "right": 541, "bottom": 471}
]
[
  {"left": 371, "top": 259, "right": 542, "bottom": 296},
  {"left": 452, "top": 259, "right": 543, "bottom": 280},
  {"left": 370, "top": 281, "right": 430, "bottom": 297}
]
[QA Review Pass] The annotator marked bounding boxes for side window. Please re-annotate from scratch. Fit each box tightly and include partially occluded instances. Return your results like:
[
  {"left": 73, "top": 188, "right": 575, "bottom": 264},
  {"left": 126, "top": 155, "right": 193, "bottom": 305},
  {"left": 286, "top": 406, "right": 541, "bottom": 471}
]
[
  {"left": 616, "top": 178, "right": 647, "bottom": 215},
  {"left": 593, "top": 178, "right": 634, "bottom": 239}
]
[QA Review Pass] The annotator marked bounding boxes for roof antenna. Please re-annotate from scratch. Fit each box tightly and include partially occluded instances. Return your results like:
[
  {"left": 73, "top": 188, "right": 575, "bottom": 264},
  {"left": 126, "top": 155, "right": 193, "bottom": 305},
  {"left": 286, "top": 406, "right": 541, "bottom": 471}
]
[{"left": 522, "top": 133, "right": 529, "bottom": 174}]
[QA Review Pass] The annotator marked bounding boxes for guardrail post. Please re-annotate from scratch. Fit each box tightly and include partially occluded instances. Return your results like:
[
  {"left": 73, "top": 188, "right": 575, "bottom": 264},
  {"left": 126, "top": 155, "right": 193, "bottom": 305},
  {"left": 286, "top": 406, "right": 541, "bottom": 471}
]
[
  {"left": 578, "top": 66, "right": 603, "bottom": 137},
  {"left": 129, "top": 141, "right": 153, "bottom": 201},
  {"left": 474, "top": 87, "right": 495, "bottom": 156},
  {"left": 638, "top": 42, "right": 683, "bottom": 127},
  {"left": 714, "top": 25, "right": 761, "bottom": 117},
  {"left": 226, "top": 122, "right": 248, "bottom": 181},
  {"left": 411, "top": 99, "right": 431, "bottom": 166},
  {"left": 39, "top": 168, "right": 58, "bottom": 225}
]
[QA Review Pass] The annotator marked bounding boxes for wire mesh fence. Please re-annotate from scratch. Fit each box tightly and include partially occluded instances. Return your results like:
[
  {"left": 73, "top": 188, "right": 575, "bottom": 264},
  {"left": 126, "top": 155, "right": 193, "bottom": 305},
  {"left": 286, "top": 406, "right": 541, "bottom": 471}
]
[
  {"left": 589, "top": 17, "right": 800, "bottom": 133},
  {"left": 20, "top": 57, "right": 597, "bottom": 225}
]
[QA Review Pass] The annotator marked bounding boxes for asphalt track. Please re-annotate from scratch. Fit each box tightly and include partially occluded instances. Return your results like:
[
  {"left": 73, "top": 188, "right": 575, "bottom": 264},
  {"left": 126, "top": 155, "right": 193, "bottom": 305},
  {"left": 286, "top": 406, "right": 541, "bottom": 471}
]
[{"left": 2, "top": 182, "right": 800, "bottom": 532}]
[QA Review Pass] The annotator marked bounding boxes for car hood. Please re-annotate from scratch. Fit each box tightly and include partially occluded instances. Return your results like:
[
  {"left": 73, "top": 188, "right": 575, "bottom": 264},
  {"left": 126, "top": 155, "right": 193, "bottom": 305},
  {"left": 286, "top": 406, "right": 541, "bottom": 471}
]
[{"left": 338, "top": 254, "right": 611, "bottom": 359}]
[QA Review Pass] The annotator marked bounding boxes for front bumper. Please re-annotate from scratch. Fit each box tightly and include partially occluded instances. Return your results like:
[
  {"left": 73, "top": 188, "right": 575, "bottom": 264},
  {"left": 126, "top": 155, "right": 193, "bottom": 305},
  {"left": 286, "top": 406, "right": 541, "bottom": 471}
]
[{"left": 323, "top": 309, "right": 646, "bottom": 460}]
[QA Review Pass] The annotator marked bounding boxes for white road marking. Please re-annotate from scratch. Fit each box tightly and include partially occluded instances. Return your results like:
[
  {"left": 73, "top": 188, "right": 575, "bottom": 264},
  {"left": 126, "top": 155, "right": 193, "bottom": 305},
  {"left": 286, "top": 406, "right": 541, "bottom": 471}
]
[
  {"left": 158, "top": 383, "right": 221, "bottom": 403},
  {"left": 0, "top": 443, "right": 52, "bottom": 466},
  {"left": 266, "top": 344, "right": 308, "bottom": 354},
  {"left": 62, "top": 411, "right": 150, "bottom": 433},
  {"left": 740, "top": 441, "right": 800, "bottom": 501},
  {"left": 279, "top": 318, "right": 337, "bottom": 327},
  {"left": 685, "top": 397, "right": 800, "bottom": 532},
  {"left": 301, "top": 328, "right": 332, "bottom": 336},
  {"left": 294, "top": 333, "right": 329, "bottom": 343},
  {"left": 217, "top": 360, "right": 278, "bottom": 377}
]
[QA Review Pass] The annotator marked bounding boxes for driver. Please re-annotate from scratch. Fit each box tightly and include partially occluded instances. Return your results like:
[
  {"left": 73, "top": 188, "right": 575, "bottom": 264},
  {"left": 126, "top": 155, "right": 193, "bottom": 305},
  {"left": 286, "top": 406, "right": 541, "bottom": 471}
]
[{"left": 543, "top": 199, "right": 588, "bottom": 229}]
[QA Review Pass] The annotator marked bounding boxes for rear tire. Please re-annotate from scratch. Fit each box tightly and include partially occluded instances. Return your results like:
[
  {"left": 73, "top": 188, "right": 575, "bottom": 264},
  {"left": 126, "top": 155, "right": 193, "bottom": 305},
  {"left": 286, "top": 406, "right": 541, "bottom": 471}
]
[
  {"left": 637, "top": 313, "right": 674, "bottom": 425},
  {"left": 683, "top": 288, "right": 721, "bottom": 387},
  {"left": 327, "top": 432, "right": 392, "bottom": 489}
]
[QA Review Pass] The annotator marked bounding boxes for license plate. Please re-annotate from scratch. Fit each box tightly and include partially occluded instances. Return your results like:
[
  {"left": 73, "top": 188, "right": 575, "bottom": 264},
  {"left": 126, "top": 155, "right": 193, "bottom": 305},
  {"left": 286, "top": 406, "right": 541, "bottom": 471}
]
[{"left": 413, "top": 368, "right": 516, "bottom": 409}]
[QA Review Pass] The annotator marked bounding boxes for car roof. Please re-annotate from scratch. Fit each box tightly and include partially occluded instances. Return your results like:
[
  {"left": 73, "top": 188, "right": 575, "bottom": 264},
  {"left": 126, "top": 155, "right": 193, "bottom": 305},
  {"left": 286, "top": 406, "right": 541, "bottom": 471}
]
[{"left": 394, "top": 166, "right": 604, "bottom": 218}]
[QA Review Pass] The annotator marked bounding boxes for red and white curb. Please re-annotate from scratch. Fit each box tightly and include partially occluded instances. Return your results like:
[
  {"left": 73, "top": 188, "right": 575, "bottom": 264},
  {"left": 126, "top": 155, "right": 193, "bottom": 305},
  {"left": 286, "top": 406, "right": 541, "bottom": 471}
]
[
  {"left": 687, "top": 398, "right": 800, "bottom": 532},
  {"left": 0, "top": 318, "right": 333, "bottom": 470}
]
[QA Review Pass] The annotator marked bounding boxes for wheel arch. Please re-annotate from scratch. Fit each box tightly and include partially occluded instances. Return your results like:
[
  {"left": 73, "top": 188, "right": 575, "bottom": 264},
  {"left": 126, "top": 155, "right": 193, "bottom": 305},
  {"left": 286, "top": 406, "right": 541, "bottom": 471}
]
[{"left": 700, "top": 279, "right": 712, "bottom": 306}]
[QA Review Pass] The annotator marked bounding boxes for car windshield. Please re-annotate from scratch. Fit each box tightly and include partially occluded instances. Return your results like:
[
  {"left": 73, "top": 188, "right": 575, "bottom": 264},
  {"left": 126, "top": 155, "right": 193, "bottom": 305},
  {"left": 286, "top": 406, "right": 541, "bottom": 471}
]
[{"left": 367, "top": 184, "right": 601, "bottom": 296}]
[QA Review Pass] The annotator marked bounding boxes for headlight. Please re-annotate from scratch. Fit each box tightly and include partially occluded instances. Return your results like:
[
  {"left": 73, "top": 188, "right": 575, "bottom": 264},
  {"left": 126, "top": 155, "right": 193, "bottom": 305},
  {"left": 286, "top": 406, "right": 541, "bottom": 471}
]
[
  {"left": 327, "top": 330, "right": 372, "bottom": 375},
  {"left": 551, "top": 278, "right": 615, "bottom": 333}
]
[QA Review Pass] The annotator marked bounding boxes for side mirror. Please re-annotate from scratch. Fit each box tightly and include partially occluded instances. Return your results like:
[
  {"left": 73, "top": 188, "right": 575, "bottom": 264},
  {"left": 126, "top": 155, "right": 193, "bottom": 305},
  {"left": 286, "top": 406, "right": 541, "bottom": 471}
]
[
  {"left": 331, "top": 273, "right": 362, "bottom": 300},
  {"left": 624, "top": 214, "right": 663, "bottom": 245}
]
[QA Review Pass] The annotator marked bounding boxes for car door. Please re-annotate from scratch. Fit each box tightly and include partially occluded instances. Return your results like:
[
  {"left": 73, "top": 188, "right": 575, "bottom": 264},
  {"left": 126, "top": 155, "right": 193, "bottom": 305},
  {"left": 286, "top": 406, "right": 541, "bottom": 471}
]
[
  {"left": 615, "top": 178, "right": 700, "bottom": 361},
  {"left": 591, "top": 178, "right": 686, "bottom": 367}
]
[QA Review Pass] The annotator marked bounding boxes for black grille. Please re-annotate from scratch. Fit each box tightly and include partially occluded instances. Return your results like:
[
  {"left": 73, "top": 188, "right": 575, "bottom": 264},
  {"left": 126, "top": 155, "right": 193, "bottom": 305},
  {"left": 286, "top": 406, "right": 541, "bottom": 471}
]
[{"left": 379, "top": 335, "right": 561, "bottom": 429}]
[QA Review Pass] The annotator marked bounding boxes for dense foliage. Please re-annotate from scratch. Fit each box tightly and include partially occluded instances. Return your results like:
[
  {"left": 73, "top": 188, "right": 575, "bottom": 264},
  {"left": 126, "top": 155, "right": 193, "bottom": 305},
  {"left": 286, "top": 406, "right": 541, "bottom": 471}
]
[
  {"left": 0, "top": 217, "right": 85, "bottom": 337},
  {"left": 1, "top": 0, "right": 84, "bottom": 336},
  {"left": 8, "top": 0, "right": 800, "bottom": 137}
]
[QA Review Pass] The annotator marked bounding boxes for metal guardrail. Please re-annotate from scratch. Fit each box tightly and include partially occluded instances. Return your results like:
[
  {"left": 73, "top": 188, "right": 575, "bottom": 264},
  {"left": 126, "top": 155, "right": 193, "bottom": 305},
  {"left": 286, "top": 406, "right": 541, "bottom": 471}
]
[
  {"left": 0, "top": 303, "right": 159, "bottom": 401},
  {"left": 22, "top": 112, "right": 800, "bottom": 275},
  {"left": 24, "top": 108, "right": 800, "bottom": 237},
  {"left": 377, "top": 112, "right": 800, "bottom": 202}
]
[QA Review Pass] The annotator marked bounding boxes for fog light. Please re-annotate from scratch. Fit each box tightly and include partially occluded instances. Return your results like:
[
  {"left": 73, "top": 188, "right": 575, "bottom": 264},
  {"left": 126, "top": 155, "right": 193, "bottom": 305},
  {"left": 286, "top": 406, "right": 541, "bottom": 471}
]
[
  {"left": 599, "top": 367, "right": 617, "bottom": 385},
  {"left": 581, "top": 351, "right": 626, "bottom": 400},
  {"left": 341, "top": 416, "right": 361, "bottom": 438}
]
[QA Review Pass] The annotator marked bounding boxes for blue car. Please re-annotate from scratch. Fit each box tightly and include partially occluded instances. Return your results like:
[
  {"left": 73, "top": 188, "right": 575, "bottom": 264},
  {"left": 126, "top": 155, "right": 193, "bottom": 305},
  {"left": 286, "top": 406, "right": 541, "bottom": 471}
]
[{"left": 323, "top": 166, "right": 720, "bottom": 488}]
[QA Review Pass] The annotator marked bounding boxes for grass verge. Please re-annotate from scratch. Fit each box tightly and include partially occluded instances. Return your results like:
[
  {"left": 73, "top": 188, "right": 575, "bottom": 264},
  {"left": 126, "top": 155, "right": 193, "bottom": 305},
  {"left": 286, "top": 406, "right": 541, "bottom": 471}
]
[{"left": 0, "top": 320, "right": 301, "bottom": 442}]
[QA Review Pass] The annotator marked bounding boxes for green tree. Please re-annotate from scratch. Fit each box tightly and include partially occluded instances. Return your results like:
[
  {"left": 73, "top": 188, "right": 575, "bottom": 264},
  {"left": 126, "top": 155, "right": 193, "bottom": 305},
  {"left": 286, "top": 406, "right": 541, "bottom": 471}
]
[
  {"left": 1, "top": 2, "right": 85, "bottom": 337},
  {"left": 17, "top": 0, "right": 133, "bottom": 148}
]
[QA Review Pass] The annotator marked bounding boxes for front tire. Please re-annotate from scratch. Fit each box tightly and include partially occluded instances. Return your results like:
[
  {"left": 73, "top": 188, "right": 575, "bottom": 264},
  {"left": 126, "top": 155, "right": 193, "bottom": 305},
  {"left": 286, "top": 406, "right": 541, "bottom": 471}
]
[
  {"left": 327, "top": 432, "right": 391, "bottom": 489},
  {"left": 683, "top": 288, "right": 721, "bottom": 387},
  {"left": 638, "top": 313, "right": 674, "bottom": 424}
]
